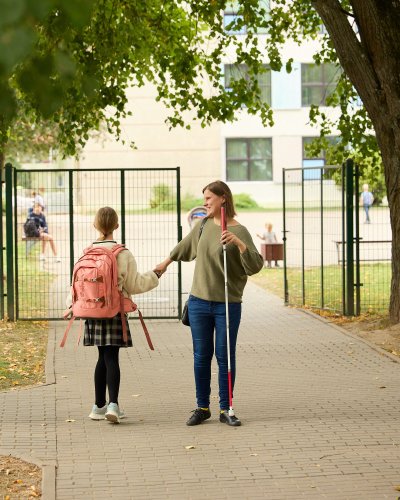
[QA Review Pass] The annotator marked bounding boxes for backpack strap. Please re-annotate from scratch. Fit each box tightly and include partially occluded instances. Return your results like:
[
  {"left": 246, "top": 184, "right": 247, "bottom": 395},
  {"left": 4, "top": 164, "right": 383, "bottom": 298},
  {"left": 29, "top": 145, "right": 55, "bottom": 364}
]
[
  {"left": 60, "top": 315, "right": 75, "bottom": 347},
  {"left": 137, "top": 309, "right": 154, "bottom": 350}
]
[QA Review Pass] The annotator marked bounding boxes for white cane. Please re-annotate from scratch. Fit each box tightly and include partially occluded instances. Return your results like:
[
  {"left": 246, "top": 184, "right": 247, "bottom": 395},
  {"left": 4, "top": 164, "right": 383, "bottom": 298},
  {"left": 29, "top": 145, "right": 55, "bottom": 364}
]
[{"left": 221, "top": 205, "right": 235, "bottom": 417}]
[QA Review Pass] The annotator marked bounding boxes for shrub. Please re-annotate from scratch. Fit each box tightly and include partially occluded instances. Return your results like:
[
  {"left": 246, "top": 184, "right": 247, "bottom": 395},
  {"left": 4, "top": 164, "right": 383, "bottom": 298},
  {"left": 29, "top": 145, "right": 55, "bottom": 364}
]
[
  {"left": 233, "top": 193, "right": 259, "bottom": 209},
  {"left": 150, "top": 184, "right": 175, "bottom": 209}
]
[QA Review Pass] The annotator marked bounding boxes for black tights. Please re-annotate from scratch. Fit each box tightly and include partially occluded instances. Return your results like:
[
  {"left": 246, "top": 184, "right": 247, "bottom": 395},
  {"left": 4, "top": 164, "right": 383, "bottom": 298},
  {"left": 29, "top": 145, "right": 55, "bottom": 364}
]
[{"left": 94, "top": 346, "right": 120, "bottom": 407}]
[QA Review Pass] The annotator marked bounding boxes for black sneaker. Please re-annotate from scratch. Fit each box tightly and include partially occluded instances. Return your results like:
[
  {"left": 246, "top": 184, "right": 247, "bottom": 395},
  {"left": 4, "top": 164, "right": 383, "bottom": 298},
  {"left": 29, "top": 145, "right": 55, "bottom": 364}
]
[
  {"left": 219, "top": 410, "right": 241, "bottom": 426},
  {"left": 186, "top": 408, "right": 211, "bottom": 426}
]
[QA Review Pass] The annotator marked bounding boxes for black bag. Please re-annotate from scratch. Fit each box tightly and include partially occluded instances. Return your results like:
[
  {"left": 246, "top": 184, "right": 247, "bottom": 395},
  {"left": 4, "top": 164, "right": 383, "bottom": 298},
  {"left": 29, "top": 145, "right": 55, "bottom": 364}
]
[
  {"left": 181, "top": 217, "right": 208, "bottom": 327},
  {"left": 24, "top": 219, "right": 40, "bottom": 238},
  {"left": 182, "top": 300, "right": 190, "bottom": 326}
]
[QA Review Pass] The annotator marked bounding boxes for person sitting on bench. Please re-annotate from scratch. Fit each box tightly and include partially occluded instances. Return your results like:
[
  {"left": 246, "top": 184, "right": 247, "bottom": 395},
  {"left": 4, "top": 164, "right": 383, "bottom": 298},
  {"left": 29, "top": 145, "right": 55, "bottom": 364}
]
[{"left": 24, "top": 203, "right": 61, "bottom": 262}]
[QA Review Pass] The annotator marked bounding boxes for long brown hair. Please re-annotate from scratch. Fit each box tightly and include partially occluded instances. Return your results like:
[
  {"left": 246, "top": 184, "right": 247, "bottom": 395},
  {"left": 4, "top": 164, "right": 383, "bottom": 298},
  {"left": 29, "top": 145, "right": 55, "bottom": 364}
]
[
  {"left": 202, "top": 180, "right": 237, "bottom": 219},
  {"left": 94, "top": 207, "right": 119, "bottom": 240}
]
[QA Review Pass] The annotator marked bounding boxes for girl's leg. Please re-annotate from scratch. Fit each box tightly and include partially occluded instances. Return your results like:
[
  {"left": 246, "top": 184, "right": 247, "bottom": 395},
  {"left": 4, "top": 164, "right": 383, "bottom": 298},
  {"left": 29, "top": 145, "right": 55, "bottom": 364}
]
[
  {"left": 103, "top": 346, "right": 121, "bottom": 404},
  {"left": 188, "top": 297, "right": 215, "bottom": 408},
  {"left": 214, "top": 302, "right": 242, "bottom": 410},
  {"left": 41, "top": 233, "right": 57, "bottom": 255},
  {"left": 94, "top": 346, "right": 107, "bottom": 407}
]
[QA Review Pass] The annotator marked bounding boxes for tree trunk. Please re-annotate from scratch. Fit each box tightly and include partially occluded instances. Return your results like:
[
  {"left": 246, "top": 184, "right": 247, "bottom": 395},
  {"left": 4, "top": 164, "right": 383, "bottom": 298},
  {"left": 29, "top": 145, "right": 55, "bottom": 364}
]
[
  {"left": 374, "top": 121, "right": 400, "bottom": 323},
  {"left": 314, "top": 0, "right": 400, "bottom": 321}
]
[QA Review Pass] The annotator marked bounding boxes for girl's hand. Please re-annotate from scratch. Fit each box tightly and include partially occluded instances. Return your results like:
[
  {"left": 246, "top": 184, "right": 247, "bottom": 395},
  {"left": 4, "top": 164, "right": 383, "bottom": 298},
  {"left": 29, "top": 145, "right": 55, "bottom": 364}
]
[
  {"left": 221, "top": 230, "right": 247, "bottom": 254},
  {"left": 154, "top": 258, "right": 172, "bottom": 275}
]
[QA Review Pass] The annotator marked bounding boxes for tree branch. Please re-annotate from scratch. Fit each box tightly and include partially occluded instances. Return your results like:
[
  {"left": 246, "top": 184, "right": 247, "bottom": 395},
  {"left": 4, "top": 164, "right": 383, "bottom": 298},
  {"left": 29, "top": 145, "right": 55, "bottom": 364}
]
[{"left": 312, "top": 0, "right": 383, "bottom": 123}]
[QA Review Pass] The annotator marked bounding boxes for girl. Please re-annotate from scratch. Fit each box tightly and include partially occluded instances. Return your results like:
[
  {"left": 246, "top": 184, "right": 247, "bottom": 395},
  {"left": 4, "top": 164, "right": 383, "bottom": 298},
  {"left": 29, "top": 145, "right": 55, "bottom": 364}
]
[
  {"left": 68, "top": 207, "right": 162, "bottom": 423},
  {"left": 155, "top": 181, "right": 263, "bottom": 426}
]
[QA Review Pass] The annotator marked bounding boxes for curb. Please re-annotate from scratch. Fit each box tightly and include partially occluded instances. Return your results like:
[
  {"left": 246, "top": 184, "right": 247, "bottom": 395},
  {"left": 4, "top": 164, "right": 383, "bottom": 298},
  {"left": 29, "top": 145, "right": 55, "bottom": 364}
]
[
  {"left": 0, "top": 449, "right": 56, "bottom": 500},
  {"left": 43, "top": 325, "right": 57, "bottom": 499},
  {"left": 0, "top": 325, "right": 58, "bottom": 499},
  {"left": 299, "top": 308, "right": 400, "bottom": 364}
]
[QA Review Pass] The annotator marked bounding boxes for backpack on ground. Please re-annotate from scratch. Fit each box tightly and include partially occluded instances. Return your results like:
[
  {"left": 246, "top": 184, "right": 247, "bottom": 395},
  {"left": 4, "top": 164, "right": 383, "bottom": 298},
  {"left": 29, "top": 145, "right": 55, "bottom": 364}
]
[
  {"left": 24, "top": 219, "right": 40, "bottom": 238},
  {"left": 60, "top": 244, "right": 154, "bottom": 350}
]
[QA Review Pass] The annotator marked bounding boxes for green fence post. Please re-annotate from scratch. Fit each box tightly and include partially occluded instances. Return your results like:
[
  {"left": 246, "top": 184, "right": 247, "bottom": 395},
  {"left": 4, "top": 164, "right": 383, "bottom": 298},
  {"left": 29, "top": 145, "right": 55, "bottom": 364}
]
[
  {"left": 354, "top": 162, "right": 361, "bottom": 315},
  {"left": 0, "top": 168, "right": 4, "bottom": 319},
  {"left": 320, "top": 168, "right": 324, "bottom": 309},
  {"left": 282, "top": 169, "right": 289, "bottom": 304},
  {"left": 120, "top": 170, "right": 126, "bottom": 244},
  {"left": 345, "top": 159, "right": 355, "bottom": 316},
  {"left": 176, "top": 167, "right": 182, "bottom": 319},
  {"left": 68, "top": 171, "right": 74, "bottom": 280},
  {"left": 301, "top": 168, "right": 305, "bottom": 305},
  {"left": 5, "top": 163, "right": 14, "bottom": 320}
]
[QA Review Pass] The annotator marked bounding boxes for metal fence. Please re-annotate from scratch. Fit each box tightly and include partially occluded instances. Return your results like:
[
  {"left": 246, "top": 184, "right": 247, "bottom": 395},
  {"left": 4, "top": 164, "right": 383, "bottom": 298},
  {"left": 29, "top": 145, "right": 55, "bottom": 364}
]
[
  {"left": 283, "top": 160, "right": 391, "bottom": 315},
  {"left": 3, "top": 164, "right": 182, "bottom": 320}
]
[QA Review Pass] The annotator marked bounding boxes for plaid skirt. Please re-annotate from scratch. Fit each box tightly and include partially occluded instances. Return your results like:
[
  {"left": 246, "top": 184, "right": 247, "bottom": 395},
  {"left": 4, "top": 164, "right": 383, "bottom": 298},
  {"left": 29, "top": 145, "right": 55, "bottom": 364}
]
[{"left": 83, "top": 314, "right": 133, "bottom": 347}]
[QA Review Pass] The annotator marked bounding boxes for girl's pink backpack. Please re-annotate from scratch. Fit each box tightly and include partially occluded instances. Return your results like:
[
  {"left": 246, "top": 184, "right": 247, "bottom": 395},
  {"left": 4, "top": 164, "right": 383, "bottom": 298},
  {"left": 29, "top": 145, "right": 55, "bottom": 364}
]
[{"left": 60, "top": 244, "right": 153, "bottom": 349}]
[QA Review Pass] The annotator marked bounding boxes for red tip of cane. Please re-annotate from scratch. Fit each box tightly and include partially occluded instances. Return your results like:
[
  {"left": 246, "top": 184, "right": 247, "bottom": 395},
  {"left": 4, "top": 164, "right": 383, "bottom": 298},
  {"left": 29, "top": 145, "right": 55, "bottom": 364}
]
[{"left": 221, "top": 206, "right": 227, "bottom": 232}]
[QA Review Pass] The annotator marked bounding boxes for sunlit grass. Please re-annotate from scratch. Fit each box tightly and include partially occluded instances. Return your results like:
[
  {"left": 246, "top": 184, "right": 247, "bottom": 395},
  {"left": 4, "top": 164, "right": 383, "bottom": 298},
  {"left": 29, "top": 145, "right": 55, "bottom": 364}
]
[{"left": 251, "top": 262, "right": 391, "bottom": 315}]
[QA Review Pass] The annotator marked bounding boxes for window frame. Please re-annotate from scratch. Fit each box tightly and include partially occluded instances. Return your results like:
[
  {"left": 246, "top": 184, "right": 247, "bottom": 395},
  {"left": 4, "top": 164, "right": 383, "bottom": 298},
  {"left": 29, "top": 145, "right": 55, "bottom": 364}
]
[
  {"left": 224, "top": 63, "right": 271, "bottom": 106},
  {"left": 301, "top": 63, "right": 340, "bottom": 107},
  {"left": 226, "top": 137, "right": 273, "bottom": 182}
]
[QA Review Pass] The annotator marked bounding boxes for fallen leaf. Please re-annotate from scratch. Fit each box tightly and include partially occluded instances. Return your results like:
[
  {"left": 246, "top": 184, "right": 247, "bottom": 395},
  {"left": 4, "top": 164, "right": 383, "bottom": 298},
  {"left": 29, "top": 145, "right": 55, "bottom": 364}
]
[
  {"left": 185, "top": 445, "right": 195, "bottom": 450},
  {"left": 394, "top": 485, "right": 400, "bottom": 492},
  {"left": 65, "top": 419, "right": 76, "bottom": 422},
  {"left": 379, "top": 386, "right": 386, "bottom": 389},
  {"left": 14, "top": 479, "right": 23, "bottom": 484}
]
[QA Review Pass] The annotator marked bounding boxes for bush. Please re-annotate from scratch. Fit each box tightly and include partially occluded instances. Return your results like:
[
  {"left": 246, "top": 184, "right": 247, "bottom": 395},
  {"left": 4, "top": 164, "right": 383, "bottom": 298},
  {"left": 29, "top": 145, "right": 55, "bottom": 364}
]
[
  {"left": 150, "top": 184, "right": 175, "bottom": 209},
  {"left": 233, "top": 193, "right": 259, "bottom": 209},
  {"left": 181, "top": 194, "right": 204, "bottom": 212}
]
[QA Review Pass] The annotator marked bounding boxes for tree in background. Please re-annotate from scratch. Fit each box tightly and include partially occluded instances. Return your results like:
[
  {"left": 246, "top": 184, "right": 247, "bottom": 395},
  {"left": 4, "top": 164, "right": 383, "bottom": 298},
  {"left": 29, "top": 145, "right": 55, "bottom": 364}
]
[{"left": 1, "top": 1, "right": 400, "bottom": 320}]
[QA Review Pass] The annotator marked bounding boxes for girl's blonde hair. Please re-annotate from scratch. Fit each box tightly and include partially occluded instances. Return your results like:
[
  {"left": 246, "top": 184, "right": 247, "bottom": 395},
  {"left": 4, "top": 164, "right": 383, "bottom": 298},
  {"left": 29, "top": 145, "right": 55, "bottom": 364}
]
[{"left": 94, "top": 207, "right": 119, "bottom": 240}]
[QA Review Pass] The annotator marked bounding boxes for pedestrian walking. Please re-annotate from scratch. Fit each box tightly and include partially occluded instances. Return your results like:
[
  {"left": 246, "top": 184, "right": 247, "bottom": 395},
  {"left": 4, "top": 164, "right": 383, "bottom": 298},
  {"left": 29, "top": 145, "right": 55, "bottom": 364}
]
[
  {"left": 155, "top": 181, "right": 263, "bottom": 426},
  {"left": 65, "top": 207, "right": 162, "bottom": 423},
  {"left": 360, "top": 183, "right": 374, "bottom": 223}
]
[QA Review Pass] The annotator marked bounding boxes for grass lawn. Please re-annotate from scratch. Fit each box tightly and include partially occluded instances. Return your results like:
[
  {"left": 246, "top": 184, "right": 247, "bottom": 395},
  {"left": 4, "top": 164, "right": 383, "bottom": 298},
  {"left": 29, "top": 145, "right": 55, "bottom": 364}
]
[
  {"left": 251, "top": 262, "right": 391, "bottom": 315},
  {"left": 11, "top": 241, "right": 57, "bottom": 318},
  {"left": 0, "top": 320, "right": 48, "bottom": 391}
]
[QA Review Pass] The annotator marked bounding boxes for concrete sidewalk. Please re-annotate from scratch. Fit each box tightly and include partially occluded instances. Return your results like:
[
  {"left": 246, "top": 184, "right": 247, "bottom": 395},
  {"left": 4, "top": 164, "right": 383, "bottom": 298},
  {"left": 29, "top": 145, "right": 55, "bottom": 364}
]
[{"left": 1, "top": 283, "right": 400, "bottom": 499}]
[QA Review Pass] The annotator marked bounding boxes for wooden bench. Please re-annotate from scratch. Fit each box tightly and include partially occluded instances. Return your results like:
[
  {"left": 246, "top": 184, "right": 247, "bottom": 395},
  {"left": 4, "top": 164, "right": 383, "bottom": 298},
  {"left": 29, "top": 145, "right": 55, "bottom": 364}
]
[
  {"left": 334, "top": 240, "right": 391, "bottom": 265},
  {"left": 260, "top": 243, "right": 284, "bottom": 266}
]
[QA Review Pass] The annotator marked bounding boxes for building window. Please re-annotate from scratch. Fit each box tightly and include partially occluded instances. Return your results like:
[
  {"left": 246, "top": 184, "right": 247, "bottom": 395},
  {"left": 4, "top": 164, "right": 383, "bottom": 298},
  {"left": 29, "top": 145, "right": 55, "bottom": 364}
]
[
  {"left": 301, "top": 63, "right": 340, "bottom": 106},
  {"left": 302, "top": 136, "right": 339, "bottom": 179},
  {"left": 224, "top": 64, "right": 271, "bottom": 105},
  {"left": 226, "top": 138, "right": 272, "bottom": 181},
  {"left": 224, "top": 0, "right": 270, "bottom": 35}
]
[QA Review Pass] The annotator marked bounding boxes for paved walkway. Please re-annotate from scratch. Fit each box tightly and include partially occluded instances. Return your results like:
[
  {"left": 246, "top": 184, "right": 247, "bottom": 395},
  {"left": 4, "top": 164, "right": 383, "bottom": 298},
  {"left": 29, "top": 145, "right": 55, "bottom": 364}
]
[{"left": 1, "top": 283, "right": 400, "bottom": 499}]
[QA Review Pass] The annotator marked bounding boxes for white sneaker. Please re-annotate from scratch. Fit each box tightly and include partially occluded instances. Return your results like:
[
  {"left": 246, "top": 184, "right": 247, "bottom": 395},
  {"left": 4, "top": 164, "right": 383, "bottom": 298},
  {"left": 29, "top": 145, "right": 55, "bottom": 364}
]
[
  {"left": 55, "top": 257, "right": 62, "bottom": 263},
  {"left": 88, "top": 404, "right": 107, "bottom": 420},
  {"left": 105, "top": 403, "right": 125, "bottom": 423},
  {"left": 39, "top": 254, "right": 46, "bottom": 261}
]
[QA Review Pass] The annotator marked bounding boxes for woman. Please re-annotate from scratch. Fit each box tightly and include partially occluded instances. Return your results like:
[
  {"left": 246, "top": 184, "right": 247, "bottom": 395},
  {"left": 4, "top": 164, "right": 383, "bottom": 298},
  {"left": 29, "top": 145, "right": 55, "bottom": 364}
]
[{"left": 155, "top": 181, "right": 263, "bottom": 426}]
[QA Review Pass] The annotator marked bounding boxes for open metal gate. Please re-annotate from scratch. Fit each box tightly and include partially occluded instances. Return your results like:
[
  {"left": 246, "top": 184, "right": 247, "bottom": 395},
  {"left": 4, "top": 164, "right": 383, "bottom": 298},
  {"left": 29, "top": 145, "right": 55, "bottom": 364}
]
[
  {"left": 4, "top": 164, "right": 182, "bottom": 321},
  {"left": 283, "top": 159, "right": 392, "bottom": 316}
]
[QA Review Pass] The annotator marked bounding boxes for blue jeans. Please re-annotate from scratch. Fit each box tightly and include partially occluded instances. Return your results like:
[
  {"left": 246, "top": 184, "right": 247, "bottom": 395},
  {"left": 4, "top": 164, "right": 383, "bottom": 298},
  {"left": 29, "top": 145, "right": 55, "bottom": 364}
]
[
  {"left": 188, "top": 295, "right": 242, "bottom": 410},
  {"left": 364, "top": 204, "right": 371, "bottom": 222}
]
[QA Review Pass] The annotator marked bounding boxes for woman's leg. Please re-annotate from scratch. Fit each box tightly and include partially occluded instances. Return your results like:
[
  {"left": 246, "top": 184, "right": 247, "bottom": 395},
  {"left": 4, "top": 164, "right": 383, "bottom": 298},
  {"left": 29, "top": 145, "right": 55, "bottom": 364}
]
[
  {"left": 103, "top": 346, "right": 121, "bottom": 405},
  {"left": 214, "top": 302, "right": 242, "bottom": 410},
  {"left": 188, "top": 296, "right": 215, "bottom": 408},
  {"left": 94, "top": 346, "right": 107, "bottom": 407}
]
